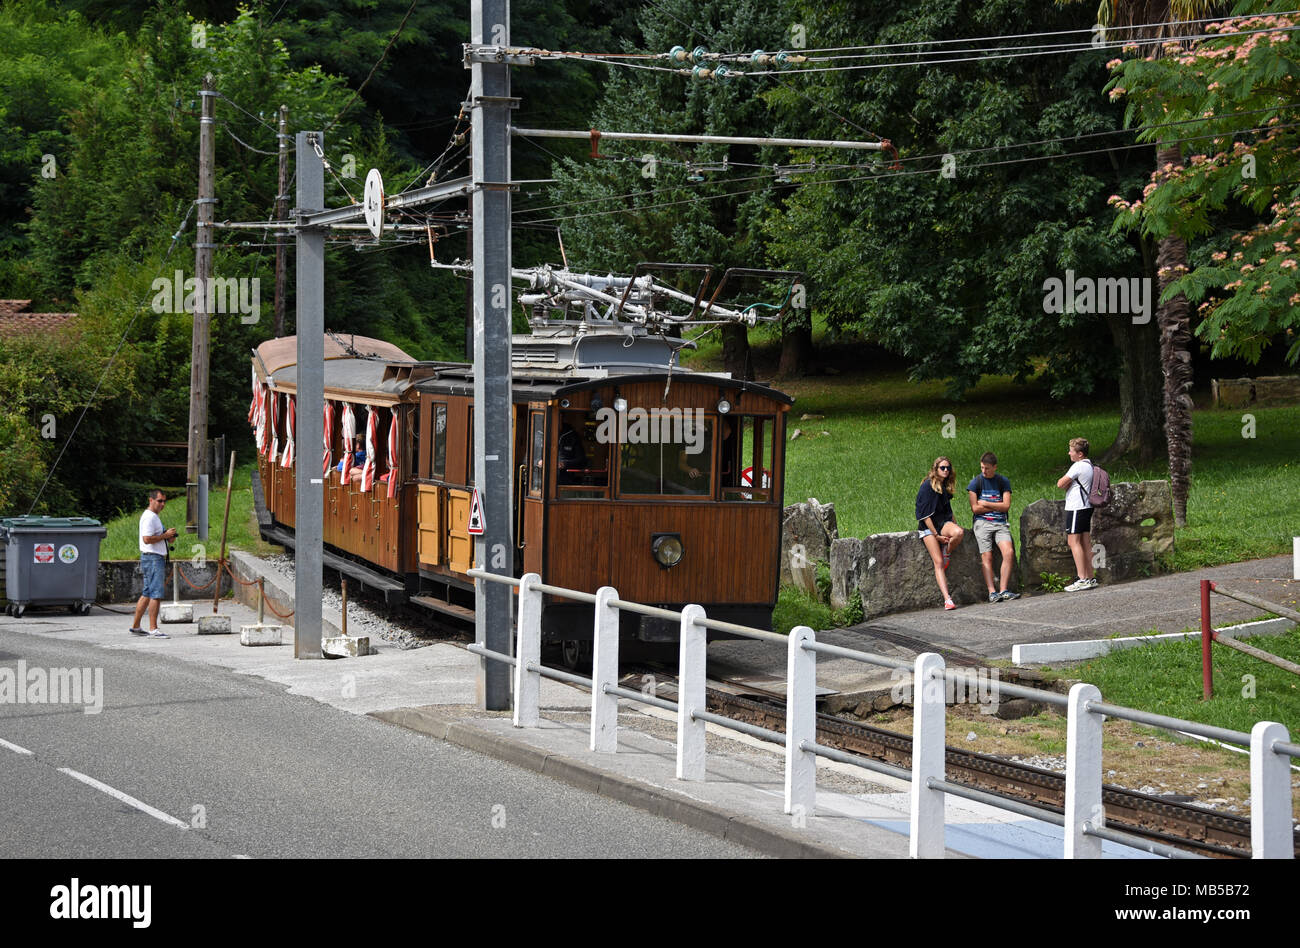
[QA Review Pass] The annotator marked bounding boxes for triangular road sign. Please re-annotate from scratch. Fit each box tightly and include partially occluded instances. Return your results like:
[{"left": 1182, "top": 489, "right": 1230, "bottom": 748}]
[{"left": 467, "top": 487, "right": 485, "bottom": 535}]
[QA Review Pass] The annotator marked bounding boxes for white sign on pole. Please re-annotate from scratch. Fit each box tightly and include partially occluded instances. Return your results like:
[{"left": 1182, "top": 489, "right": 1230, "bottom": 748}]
[{"left": 468, "top": 487, "right": 485, "bottom": 536}]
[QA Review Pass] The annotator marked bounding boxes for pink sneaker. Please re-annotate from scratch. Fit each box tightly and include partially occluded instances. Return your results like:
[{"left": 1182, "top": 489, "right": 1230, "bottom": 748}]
[{"left": 944, "top": 599, "right": 957, "bottom": 611}]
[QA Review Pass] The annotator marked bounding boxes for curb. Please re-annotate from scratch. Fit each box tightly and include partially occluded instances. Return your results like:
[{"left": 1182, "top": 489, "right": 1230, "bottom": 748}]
[{"left": 369, "top": 706, "right": 852, "bottom": 859}]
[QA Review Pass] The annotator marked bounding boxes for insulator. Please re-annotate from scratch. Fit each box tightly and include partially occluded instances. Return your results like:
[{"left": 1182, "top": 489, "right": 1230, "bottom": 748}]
[
  {"left": 690, "top": 45, "right": 708, "bottom": 63},
  {"left": 751, "top": 50, "right": 768, "bottom": 65},
  {"left": 775, "top": 51, "right": 805, "bottom": 68},
  {"left": 669, "top": 45, "right": 688, "bottom": 63},
  {"left": 691, "top": 64, "right": 712, "bottom": 80},
  {"left": 713, "top": 63, "right": 733, "bottom": 81}
]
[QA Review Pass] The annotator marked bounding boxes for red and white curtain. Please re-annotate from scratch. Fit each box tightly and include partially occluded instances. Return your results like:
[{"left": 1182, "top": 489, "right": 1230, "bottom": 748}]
[
  {"left": 323, "top": 401, "right": 334, "bottom": 477},
  {"left": 341, "top": 403, "right": 357, "bottom": 479},
  {"left": 279, "top": 395, "right": 295, "bottom": 469},
  {"left": 360, "top": 408, "right": 377, "bottom": 493},
  {"left": 268, "top": 388, "right": 279, "bottom": 462},
  {"left": 386, "top": 408, "right": 399, "bottom": 499}
]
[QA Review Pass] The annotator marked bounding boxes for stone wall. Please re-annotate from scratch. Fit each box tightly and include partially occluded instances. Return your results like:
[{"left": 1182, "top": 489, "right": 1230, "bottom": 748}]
[
  {"left": 1212, "top": 375, "right": 1300, "bottom": 408},
  {"left": 96, "top": 560, "right": 231, "bottom": 603},
  {"left": 1018, "top": 479, "right": 1174, "bottom": 585},
  {"left": 830, "top": 528, "right": 1019, "bottom": 618}
]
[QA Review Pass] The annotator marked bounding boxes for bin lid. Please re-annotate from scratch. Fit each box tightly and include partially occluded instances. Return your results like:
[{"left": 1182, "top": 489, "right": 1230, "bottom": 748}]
[{"left": 0, "top": 516, "right": 104, "bottom": 530}]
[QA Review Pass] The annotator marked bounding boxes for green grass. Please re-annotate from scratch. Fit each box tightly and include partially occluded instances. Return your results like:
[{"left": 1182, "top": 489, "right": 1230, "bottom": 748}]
[
  {"left": 99, "top": 463, "right": 280, "bottom": 561},
  {"left": 1042, "top": 628, "right": 1300, "bottom": 734},
  {"left": 684, "top": 325, "right": 1299, "bottom": 574}
]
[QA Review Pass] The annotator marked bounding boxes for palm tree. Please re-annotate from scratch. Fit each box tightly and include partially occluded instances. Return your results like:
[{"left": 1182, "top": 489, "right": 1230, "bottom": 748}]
[{"left": 1072, "top": 0, "right": 1220, "bottom": 526}]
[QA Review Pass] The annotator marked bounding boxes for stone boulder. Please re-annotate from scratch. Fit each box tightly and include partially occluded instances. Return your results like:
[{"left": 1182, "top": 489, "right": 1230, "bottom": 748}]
[
  {"left": 1019, "top": 479, "right": 1173, "bottom": 587},
  {"left": 831, "top": 528, "right": 1018, "bottom": 618},
  {"left": 781, "top": 498, "right": 838, "bottom": 598}
]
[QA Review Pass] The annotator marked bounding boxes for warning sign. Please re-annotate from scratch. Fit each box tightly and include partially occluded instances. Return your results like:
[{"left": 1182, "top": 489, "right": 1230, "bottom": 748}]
[
  {"left": 467, "top": 487, "right": 485, "bottom": 536},
  {"left": 33, "top": 543, "right": 55, "bottom": 564},
  {"left": 59, "top": 544, "right": 79, "bottom": 564}
]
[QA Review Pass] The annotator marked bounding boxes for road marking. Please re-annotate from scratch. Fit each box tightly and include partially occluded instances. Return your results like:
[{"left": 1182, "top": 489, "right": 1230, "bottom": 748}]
[
  {"left": 57, "top": 767, "right": 189, "bottom": 830},
  {"left": 0, "top": 737, "right": 33, "bottom": 755}
]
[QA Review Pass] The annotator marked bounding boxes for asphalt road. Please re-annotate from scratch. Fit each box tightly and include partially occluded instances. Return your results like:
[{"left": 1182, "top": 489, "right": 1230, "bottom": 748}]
[{"left": 0, "top": 631, "right": 758, "bottom": 858}]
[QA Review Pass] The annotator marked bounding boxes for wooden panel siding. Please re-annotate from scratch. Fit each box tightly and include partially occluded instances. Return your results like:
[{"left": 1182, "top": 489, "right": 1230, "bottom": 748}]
[{"left": 544, "top": 502, "right": 779, "bottom": 606}]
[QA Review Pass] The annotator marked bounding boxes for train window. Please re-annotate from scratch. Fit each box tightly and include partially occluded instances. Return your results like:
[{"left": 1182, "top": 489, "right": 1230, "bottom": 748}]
[
  {"left": 528, "top": 411, "right": 545, "bottom": 496},
  {"left": 431, "top": 403, "right": 447, "bottom": 479},
  {"left": 721, "top": 415, "right": 775, "bottom": 502},
  {"left": 618, "top": 414, "right": 713, "bottom": 498},
  {"left": 556, "top": 410, "right": 608, "bottom": 499}
]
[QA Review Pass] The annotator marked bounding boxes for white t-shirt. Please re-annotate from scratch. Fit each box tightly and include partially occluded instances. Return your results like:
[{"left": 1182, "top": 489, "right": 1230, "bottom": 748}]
[
  {"left": 1064, "top": 460, "right": 1093, "bottom": 510},
  {"left": 140, "top": 509, "right": 167, "bottom": 555}
]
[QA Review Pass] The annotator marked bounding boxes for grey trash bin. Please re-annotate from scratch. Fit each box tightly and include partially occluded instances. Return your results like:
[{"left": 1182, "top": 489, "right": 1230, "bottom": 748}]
[{"left": 1, "top": 516, "right": 107, "bottom": 618}]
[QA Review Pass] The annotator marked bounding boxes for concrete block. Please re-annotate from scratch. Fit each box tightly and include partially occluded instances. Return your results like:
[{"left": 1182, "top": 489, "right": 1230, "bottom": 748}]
[
  {"left": 240, "top": 623, "right": 283, "bottom": 646},
  {"left": 322, "top": 635, "right": 370, "bottom": 658},
  {"left": 197, "top": 614, "right": 232, "bottom": 635},
  {"left": 160, "top": 602, "right": 194, "bottom": 623}
]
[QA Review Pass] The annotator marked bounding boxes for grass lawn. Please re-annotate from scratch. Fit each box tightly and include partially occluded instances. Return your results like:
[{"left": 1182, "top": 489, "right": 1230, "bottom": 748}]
[
  {"left": 99, "top": 463, "right": 281, "bottom": 561},
  {"left": 684, "top": 327, "right": 1300, "bottom": 575}
]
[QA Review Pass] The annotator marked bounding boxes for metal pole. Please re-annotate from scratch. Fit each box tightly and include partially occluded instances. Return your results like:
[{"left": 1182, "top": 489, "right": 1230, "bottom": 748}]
[
  {"left": 294, "top": 130, "right": 326, "bottom": 660},
  {"left": 1201, "top": 579, "right": 1213, "bottom": 700},
  {"left": 257, "top": 577, "right": 265, "bottom": 625},
  {"left": 187, "top": 74, "right": 216, "bottom": 533},
  {"left": 511, "top": 127, "right": 886, "bottom": 151},
  {"left": 214, "top": 451, "right": 235, "bottom": 615},
  {"left": 471, "top": 0, "right": 514, "bottom": 710},
  {"left": 274, "top": 104, "right": 288, "bottom": 337},
  {"left": 340, "top": 578, "right": 348, "bottom": 637}
]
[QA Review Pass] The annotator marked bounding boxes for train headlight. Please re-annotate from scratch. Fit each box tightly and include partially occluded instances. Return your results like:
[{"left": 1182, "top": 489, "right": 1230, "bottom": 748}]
[
  {"left": 716, "top": 397, "right": 731, "bottom": 414},
  {"left": 651, "top": 533, "right": 684, "bottom": 569},
  {"left": 613, "top": 396, "right": 628, "bottom": 413}
]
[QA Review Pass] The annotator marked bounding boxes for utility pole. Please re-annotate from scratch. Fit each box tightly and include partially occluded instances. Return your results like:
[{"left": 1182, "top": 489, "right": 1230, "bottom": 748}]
[
  {"left": 470, "top": 0, "right": 515, "bottom": 710},
  {"left": 293, "top": 130, "right": 325, "bottom": 659},
  {"left": 187, "top": 74, "right": 216, "bottom": 533},
  {"left": 274, "top": 104, "right": 289, "bottom": 337}
]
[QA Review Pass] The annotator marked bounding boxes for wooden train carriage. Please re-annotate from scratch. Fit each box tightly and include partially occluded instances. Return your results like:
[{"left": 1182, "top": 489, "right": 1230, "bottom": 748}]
[
  {"left": 412, "top": 359, "right": 793, "bottom": 642},
  {"left": 250, "top": 335, "right": 437, "bottom": 602},
  {"left": 252, "top": 332, "right": 793, "bottom": 642}
]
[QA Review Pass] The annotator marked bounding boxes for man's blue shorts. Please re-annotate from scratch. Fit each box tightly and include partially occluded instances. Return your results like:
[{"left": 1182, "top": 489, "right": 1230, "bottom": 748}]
[{"left": 141, "top": 553, "right": 166, "bottom": 600}]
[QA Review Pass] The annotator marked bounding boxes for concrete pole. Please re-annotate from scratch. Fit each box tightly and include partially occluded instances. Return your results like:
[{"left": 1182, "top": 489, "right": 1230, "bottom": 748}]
[
  {"left": 471, "top": 0, "right": 514, "bottom": 710},
  {"left": 294, "top": 130, "right": 326, "bottom": 659},
  {"left": 275, "top": 104, "right": 289, "bottom": 338},
  {"left": 187, "top": 74, "right": 216, "bottom": 533}
]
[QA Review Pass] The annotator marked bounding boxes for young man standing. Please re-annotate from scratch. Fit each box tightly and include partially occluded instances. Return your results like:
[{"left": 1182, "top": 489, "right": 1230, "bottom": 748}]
[
  {"left": 1056, "top": 438, "right": 1098, "bottom": 591},
  {"left": 130, "top": 490, "right": 177, "bottom": 637},
  {"left": 968, "top": 452, "right": 1019, "bottom": 602}
]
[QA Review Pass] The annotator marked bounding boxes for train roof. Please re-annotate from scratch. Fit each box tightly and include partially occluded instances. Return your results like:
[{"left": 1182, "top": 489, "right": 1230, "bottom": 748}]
[{"left": 252, "top": 333, "right": 793, "bottom": 407}]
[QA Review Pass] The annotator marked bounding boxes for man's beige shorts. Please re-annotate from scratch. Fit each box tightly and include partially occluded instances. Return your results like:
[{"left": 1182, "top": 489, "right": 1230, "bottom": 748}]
[{"left": 974, "top": 519, "right": 1013, "bottom": 554}]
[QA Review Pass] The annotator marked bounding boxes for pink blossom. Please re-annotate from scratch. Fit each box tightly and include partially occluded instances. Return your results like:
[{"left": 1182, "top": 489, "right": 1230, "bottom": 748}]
[
  {"left": 1282, "top": 259, "right": 1298, "bottom": 269},
  {"left": 1106, "top": 58, "right": 1123, "bottom": 69},
  {"left": 1211, "top": 251, "right": 1228, "bottom": 262}
]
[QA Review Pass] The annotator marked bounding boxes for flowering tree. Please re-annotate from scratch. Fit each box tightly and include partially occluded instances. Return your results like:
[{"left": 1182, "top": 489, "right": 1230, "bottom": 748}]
[{"left": 1107, "top": 6, "right": 1300, "bottom": 369}]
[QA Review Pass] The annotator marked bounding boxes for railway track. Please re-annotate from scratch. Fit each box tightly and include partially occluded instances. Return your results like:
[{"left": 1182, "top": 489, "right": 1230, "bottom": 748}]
[{"left": 689, "top": 680, "right": 1298, "bottom": 859}]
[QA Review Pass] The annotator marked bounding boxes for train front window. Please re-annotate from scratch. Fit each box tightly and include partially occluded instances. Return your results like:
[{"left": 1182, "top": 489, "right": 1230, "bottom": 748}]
[
  {"left": 556, "top": 410, "right": 609, "bottom": 499},
  {"left": 721, "top": 415, "right": 775, "bottom": 502},
  {"left": 618, "top": 414, "right": 713, "bottom": 498}
]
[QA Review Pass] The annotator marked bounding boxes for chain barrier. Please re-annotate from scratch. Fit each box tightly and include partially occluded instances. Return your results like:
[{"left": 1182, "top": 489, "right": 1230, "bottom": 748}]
[{"left": 221, "top": 560, "right": 295, "bottom": 619}]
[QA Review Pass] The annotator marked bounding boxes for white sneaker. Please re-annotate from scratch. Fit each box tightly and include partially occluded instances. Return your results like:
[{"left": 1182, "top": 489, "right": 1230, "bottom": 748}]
[
  {"left": 1083, "top": 577, "right": 1098, "bottom": 589},
  {"left": 1064, "top": 578, "right": 1088, "bottom": 592}
]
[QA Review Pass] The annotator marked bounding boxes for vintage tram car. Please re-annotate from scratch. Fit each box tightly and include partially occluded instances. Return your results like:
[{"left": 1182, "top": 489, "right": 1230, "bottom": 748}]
[{"left": 250, "top": 266, "right": 796, "bottom": 654}]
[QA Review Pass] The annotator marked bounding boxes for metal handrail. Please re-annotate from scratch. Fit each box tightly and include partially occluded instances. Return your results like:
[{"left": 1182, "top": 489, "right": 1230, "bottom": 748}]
[
  {"left": 466, "top": 643, "right": 516, "bottom": 667},
  {"left": 608, "top": 599, "right": 682, "bottom": 622},
  {"left": 1087, "top": 700, "right": 1252, "bottom": 746},
  {"left": 603, "top": 684, "right": 678, "bottom": 713}
]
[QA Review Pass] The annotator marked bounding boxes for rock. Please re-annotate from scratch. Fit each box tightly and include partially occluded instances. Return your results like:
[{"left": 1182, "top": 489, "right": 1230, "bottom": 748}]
[
  {"left": 966, "top": 731, "right": 977, "bottom": 741},
  {"left": 994, "top": 697, "right": 1041, "bottom": 720},
  {"left": 1197, "top": 782, "right": 1209, "bottom": 789},
  {"left": 1108, "top": 769, "right": 1116, "bottom": 777},
  {"left": 1135, "top": 741, "right": 1145, "bottom": 747},
  {"left": 800, "top": 413, "right": 825, "bottom": 421},
  {"left": 820, "top": 430, "right": 829, "bottom": 436},
  {"left": 872, "top": 692, "right": 896, "bottom": 712},
  {"left": 780, "top": 499, "right": 839, "bottom": 596},
  {"left": 1019, "top": 480, "right": 1175, "bottom": 588},
  {"left": 790, "top": 428, "right": 802, "bottom": 440}
]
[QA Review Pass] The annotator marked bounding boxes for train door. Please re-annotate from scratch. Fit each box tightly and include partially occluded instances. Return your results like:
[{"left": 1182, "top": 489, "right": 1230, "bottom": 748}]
[{"left": 515, "top": 403, "right": 547, "bottom": 576}]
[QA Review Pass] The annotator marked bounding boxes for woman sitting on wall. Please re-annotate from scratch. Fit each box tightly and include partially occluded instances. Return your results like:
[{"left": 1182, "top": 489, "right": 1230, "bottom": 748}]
[{"left": 915, "top": 456, "right": 965, "bottom": 611}]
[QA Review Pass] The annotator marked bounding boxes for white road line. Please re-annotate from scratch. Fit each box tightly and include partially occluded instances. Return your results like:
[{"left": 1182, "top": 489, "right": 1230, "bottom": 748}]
[
  {"left": 57, "top": 767, "right": 189, "bottom": 831},
  {"left": 0, "top": 737, "right": 33, "bottom": 755}
]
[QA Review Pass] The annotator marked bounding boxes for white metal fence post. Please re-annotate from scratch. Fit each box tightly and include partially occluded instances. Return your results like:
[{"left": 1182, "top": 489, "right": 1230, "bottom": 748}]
[
  {"left": 512, "top": 573, "right": 542, "bottom": 728},
  {"left": 676, "top": 604, "right": 707, "bottom": 781},
  {"left": 784, "top": 625, "right": 817, "bottom": 818},
  {"left": 590, "top": 586, "right": 620, "bottom": 753},
  {"left": 909, "top": 652, "right": 946, "bottom": 858},
  {"left": 1250, "top": 721, "right": 1293, "bottom": 858},
  {"left": 1065, "top": 683, "right": 1104, "bottom": 858}
]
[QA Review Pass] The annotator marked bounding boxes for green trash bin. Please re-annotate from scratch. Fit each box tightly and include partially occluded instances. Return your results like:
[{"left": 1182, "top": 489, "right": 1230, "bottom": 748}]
[{"left": 1, "top": 516, "right": 107, "bottom": 618}]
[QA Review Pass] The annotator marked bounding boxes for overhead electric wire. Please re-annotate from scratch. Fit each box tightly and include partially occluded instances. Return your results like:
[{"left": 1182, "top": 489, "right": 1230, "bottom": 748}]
[
  {"left": 516, "top": 117, "right": 1300, "bottom": 227},
  {"left": 324, "top": 0, "right": 419, "bottom": 132}
]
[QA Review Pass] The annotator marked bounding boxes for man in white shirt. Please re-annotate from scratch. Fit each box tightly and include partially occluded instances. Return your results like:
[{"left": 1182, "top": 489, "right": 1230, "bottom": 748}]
[
  {"left": 130, "top": 490, "right": 178, "bottom": 637},
  {"left": 1055, "top": 437, "right": 1097, "bottom": 591}
]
